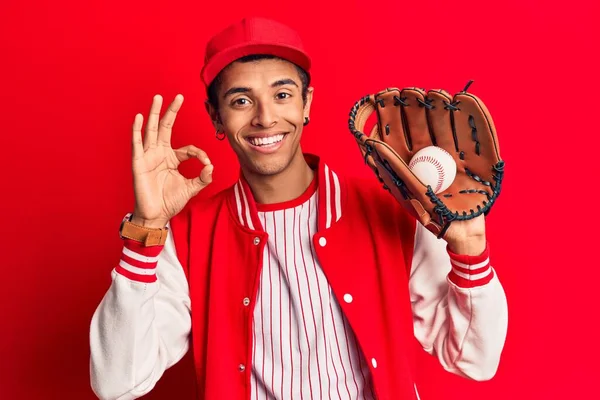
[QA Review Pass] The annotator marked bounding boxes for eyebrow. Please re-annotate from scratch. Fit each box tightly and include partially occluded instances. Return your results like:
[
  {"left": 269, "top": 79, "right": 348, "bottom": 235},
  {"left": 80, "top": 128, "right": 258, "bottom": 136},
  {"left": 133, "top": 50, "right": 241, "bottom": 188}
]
[
  {"left": 222, "top": 78, "right": 299, "bottom": 99},
  {"left": 271, "top": 78, "right": 298, "bottom": 88},
  {"left": 223, "top": 87, "right": 250, "bottom": 98}
]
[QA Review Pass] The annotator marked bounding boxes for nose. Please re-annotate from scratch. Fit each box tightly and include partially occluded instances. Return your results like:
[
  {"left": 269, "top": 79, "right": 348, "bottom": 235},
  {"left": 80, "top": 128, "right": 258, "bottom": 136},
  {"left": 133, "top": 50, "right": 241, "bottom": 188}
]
[{"left": 251, "top": 100, "right": 277, "bottom": 129}]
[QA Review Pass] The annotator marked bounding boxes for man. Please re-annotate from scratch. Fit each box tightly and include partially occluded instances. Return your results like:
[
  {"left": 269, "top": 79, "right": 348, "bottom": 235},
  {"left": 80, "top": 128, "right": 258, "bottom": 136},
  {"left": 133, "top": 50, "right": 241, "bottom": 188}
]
[{"left": 89, "top": 16, "right": 508, "bottom": 400}]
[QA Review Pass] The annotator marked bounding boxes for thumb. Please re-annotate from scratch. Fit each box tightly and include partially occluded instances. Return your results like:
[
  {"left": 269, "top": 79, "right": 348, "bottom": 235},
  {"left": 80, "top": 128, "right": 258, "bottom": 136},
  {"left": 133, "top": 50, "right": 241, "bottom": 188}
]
[
  {"left": 189, "top": 164, "right": 214, "bottom": 197},
  {"left": 408, "top": 198, "right": 443, "bottom": 237}
]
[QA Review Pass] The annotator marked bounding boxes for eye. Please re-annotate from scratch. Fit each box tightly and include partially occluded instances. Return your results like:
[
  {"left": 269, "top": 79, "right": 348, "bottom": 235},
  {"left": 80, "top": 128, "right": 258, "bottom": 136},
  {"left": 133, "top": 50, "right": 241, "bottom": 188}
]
[
  {"left": 232, "top": 98, "right": 250, "bottom": 106},
  {"left": 276, "top": 92, "right": 292, "bottom": 100}
]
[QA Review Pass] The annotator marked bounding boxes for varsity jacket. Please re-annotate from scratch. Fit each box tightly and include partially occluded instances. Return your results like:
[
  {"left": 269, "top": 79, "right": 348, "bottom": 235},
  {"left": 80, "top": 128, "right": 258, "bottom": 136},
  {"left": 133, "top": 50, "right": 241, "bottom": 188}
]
[{"left": 89, "top": 154, "right": 508, "bottom": 400}]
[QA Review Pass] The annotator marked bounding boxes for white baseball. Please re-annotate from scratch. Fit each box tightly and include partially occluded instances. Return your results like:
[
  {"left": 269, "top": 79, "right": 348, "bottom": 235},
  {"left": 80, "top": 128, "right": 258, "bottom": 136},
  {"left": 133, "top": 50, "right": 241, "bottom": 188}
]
[{"left": 408, "top": 146, "right": 457, "bottom": 194}]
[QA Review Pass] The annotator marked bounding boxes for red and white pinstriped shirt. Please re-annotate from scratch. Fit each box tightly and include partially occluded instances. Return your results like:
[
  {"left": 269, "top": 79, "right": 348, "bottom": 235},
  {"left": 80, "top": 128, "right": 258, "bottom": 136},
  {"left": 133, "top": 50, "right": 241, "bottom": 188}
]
[{"left": 250, "top": 177, "right": 375, "bottom": 399}]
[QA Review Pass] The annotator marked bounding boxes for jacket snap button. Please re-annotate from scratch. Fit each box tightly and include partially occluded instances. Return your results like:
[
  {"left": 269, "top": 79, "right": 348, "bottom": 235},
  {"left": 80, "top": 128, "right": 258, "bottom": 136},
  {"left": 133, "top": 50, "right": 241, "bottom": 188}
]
[
  {"left": 318, "top": 237, "right": 327, "bottom": 247},
  {"left": 344, "top": 294, "right": 353, "bottom": 303},
  {"left": 371, "top": 358, "right": 377, "bottom": 368},
  {"left": 238, "top": 364, "right": 246, "bottom": 372},
  {"left": 253, "top": 237, "right": 260, "bottom": 245},
  {"left": 243, "top": 297, "right": 250, "bottom": 306}
]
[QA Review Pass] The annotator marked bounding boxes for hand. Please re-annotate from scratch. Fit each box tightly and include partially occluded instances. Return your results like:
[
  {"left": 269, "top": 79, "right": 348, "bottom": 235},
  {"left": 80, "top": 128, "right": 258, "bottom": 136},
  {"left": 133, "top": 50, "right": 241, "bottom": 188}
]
[
  {"left": 131, "top": 94, "right": 213, "bottom": 228},
  {"left": 443, "top": 214, "right": 486, "bottom": 256}
]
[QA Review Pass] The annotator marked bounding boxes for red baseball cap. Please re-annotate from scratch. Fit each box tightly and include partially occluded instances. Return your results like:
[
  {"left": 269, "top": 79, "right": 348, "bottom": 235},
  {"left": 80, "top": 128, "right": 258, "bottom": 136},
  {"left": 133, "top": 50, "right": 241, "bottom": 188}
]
[{"left": 200, "top": 17, "right": 312, "bottom": 87}]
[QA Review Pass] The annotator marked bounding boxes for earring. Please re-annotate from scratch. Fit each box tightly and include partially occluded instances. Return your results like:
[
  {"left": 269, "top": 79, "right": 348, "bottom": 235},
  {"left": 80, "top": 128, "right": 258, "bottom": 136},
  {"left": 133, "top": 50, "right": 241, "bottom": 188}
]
[
  {"left": 215, "top": 130, "right": 225, "bottom": 141},
  {"left": 303, "top": 117, "right": 310, "bottom": 126}
]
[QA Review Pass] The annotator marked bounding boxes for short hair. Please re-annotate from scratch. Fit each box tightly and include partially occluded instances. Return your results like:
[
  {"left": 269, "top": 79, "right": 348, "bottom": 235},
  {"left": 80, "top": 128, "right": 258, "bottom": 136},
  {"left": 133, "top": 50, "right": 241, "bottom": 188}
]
[{"left": 206, "top": 54, "right": 310, "bottom": 110}]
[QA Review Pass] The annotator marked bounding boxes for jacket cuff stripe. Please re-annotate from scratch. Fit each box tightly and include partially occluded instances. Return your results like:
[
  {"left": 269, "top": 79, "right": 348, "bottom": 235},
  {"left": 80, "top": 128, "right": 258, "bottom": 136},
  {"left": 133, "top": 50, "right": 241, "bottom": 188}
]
[
  {"left": 448, "top": 268, "right": 494, "bottom": 288},
  {"left": 118, "top": 259, "right": 157, "bottom": 275},
  {"left": 123, "top": 238, "right": 164, "bottom": 258},
  {"left": 116, "top": 240, "right": 161, "bottom": 282},
  {"left": 115, "top": 265, "right": 157, "bottom": 283},
  {"left": 121, "top": 251, "right": 158, "bottom": 269},
  {"left": 450, "top": 260, "right": 490, "bottom": 275},
  {"left": 449, "top": 257, "right": 490, "bottom": 270},
  {"left": 451, "top": 265, "right": 491, "bottom": 281}
]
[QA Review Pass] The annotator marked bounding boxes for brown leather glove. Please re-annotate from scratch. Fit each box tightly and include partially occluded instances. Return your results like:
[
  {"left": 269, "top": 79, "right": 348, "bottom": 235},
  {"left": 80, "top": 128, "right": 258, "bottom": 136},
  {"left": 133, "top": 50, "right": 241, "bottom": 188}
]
[{"left": 348, "top": 81, "right": 505, "bottom": 239}]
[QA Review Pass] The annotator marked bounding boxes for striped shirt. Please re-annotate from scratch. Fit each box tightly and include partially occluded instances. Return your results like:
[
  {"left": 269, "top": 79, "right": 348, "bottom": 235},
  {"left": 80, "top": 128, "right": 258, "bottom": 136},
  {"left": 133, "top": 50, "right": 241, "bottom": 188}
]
[{"left": 250, "top": 179, "right": 375, "bottom": 400}]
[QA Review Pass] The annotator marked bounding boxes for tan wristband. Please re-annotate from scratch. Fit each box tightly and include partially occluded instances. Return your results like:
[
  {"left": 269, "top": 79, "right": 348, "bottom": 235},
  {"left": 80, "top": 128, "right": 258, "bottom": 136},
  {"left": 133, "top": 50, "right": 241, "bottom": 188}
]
[{"left": 119, "top": 213, "right": 168, "bottom": 246}]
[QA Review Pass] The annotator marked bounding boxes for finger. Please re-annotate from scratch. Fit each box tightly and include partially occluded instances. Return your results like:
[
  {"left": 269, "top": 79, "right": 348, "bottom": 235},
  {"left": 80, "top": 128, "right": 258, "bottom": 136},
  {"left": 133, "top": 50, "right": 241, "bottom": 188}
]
[
  {"left": 424, "top": 90, "right": 458, "bottom": 155},
  {"left": 452, "top": 91, "right": 502, "bottom": 181},
  {"left": 372, "top": 88, "right": 411, "bottom": 162},
  {"left": 144, "top": 94, "right": 163, "bottom": 149},
  {"left": 132, "top": 113, "right": 144, "bottom": 160},
  {"left": 398, "top": 88, "right": 435, "bottom": 154},
  {"left": 174, "top": 145, "right": 211, "bottom": 166},
  {"left": 188, "top": 164, "right": 214, "bottom": 197},
  {"left": 158, "top": 94, "right": 184, "bottom": 146}
]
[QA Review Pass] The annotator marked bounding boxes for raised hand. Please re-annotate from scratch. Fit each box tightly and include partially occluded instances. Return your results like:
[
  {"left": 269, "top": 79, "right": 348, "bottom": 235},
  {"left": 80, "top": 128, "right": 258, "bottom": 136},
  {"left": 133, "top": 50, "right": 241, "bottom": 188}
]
[
  {"left": 348, "top": 82, "right": 504, "bottom": 255},
  {"left": 130, "top": 94, "right": 213, "bottom": 228}
]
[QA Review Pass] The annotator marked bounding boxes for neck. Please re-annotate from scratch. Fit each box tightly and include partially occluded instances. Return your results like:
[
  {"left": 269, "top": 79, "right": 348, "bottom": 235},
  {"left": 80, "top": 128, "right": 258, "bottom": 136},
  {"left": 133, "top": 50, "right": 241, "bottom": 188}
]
[{"left": 243, "top": 151, "right": 314, "bottom": 205}]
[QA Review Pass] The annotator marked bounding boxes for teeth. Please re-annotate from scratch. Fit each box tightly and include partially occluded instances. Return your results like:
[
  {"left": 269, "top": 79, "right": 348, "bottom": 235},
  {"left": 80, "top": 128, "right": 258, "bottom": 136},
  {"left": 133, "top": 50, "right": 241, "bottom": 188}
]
[{"left": 249, "top": 134, "right": 284, "bottom": 146}]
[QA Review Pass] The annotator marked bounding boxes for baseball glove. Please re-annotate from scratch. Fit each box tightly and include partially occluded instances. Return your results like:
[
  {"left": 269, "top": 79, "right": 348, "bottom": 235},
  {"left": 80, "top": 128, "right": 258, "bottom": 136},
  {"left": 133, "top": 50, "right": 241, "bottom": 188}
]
[{"left": 348, "top": 81, "right": 505, "bottom": 239}]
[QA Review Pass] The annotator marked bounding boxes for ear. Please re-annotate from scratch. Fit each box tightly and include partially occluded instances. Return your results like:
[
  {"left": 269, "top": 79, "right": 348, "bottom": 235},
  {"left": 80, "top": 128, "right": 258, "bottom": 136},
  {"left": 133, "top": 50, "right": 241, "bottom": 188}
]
[
  {"left": 303, "top": 86, "right": 314, "bottom": 120},
  {"left": 204, "top": 100, "right": 222, "bottom": 131}
]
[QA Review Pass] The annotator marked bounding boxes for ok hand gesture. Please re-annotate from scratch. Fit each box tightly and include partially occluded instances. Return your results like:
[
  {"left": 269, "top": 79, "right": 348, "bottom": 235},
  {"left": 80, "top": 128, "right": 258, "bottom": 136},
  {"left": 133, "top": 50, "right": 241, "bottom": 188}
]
[{"left": 131, "top": 94, "right": 213, "bottom": 228}]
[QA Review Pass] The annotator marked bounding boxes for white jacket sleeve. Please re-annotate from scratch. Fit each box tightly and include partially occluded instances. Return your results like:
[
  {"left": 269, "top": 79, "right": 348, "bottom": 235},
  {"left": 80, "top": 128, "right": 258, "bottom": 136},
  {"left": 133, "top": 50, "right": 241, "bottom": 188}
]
[
  {"left": 89, "top": 223, "right": 191, "bottom": 400},
  {"left": 409, "top": 222, "right": 508, "bottom": 381}
]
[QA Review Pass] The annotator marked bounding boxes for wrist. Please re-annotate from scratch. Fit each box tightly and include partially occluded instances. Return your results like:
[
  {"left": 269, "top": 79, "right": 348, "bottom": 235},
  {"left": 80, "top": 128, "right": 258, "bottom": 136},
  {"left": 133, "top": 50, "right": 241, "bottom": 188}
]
[
  {"left": 130, "top": 214, "right": 168, "bottom": 229},
  {"left": 446, "top": 235, "right": 486, "bottom": 256}
]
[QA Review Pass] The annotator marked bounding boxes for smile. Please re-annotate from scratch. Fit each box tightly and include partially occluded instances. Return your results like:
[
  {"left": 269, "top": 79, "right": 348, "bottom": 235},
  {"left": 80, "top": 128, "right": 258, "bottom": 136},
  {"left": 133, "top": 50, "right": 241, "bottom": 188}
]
[
  {"left": 246, "top": 133, "right": 286, "bottom": 147},
  {"left": 245, "top": 133, "right": 289, "bottom": 154}
]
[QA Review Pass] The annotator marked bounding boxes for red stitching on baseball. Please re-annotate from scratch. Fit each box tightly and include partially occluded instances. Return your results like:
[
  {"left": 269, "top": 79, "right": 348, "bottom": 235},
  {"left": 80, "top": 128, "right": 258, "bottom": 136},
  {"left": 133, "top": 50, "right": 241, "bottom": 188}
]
[{"left": 409, "top": 155, "right": 446, "bottom": 192}]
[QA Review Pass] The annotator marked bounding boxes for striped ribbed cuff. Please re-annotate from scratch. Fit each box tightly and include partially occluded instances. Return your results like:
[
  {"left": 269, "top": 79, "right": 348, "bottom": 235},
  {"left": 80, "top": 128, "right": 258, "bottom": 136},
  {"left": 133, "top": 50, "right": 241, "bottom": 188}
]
[
  {"left": 114, "top": 239, "right": 163, "bottom": 283},
  {"left": 447, "top": 242, "right": 494, "bottom": 288}
]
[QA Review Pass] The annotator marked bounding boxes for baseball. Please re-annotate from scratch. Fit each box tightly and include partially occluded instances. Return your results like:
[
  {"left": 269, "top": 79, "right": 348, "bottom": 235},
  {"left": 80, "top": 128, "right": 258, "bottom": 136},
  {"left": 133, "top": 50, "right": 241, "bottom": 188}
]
[{"left": 408, "top": 146, "right": 457, "bottom": 194}]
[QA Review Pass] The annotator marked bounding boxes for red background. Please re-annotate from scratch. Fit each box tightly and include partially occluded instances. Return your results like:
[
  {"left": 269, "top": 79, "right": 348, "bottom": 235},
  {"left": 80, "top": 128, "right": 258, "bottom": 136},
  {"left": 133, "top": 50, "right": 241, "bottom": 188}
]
[{"left": 2, "top": 0, "right": 598, "bottom": 398}]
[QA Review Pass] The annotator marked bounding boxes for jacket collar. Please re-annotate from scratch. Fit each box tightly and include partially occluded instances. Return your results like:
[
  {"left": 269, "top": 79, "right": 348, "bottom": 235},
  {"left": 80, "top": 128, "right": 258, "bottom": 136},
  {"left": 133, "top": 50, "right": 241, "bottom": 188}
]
[{"left": 227, "top": 153, "right": 345, "bottom": 233}]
